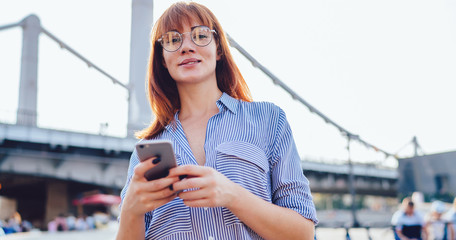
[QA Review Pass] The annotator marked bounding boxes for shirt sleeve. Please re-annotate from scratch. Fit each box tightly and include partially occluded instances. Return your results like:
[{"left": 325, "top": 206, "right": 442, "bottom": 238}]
[
  {"left": 270, "top": 107, "right": 318, "bottom": 224},
  {"left": 119, "top": 148, "right": 153, "bottom": 233},
  {"left": 395, "top": 216, "right": 404, "bottom": 230},
  {"left": 391, "top": 211, "right": 401, "bottom": 225}
]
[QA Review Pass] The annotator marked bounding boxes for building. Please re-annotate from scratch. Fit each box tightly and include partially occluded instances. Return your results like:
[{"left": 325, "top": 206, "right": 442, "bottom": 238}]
[{"left": 398, "top": 150, "right": 456, "bottom": 201}]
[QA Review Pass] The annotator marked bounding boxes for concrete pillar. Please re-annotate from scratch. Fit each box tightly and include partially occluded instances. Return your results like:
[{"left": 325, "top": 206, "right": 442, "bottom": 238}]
[
  {"left": 44, "top": 181, "right": 68, "bottom": 228},
  {"left": 127, "top": 0, "right": 154, "bottom": 137},
  {"left": 17, "top": 14, "right": 40, "bottom": 126}
]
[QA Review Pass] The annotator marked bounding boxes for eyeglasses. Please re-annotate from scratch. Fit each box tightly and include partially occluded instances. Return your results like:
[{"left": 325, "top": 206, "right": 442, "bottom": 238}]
[{"left": 158, "top": 25, "right": 216, "bottom": 52}]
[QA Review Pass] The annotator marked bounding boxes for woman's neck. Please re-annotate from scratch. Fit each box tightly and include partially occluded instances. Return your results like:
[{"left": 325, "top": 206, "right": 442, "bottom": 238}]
[{"left": 177, "top": 80, "right": 222, "bottom": 120}]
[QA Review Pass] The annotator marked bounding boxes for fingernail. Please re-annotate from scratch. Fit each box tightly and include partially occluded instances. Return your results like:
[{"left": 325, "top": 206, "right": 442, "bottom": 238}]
[
  {"left": 179, "top": 175, "right": 188, "bottom": 180},
  {"left": 152, "top": 157, "right": 161, "bottom": 164},
  {"left": 169, "top": 184, "right": 174, "bottom": 191}
]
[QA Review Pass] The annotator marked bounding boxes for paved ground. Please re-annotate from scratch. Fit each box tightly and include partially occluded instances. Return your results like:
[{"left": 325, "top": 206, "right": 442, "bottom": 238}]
[
  {"left": 317, "top": 227, "right": 394, "bottom": 239},
  {"left": 2, "top": 222, "right": 395, "bottom": 240},
  {"left": 1, "top": 222, "right": 118, "bottom": 240}
]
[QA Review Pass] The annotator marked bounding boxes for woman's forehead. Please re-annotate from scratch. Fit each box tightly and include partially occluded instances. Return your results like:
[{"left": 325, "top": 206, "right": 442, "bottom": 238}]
[
  {"left": 174, "top": 22, "right": 203, "bottom": 32},
  {"left": 161, "top": 14, "right": 209, "bottom": 33}
]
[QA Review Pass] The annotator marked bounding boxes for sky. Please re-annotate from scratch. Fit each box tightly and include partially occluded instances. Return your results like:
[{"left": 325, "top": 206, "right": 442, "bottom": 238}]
[{"left": 1, "top": 0, "right": 455, "bottom": 167}]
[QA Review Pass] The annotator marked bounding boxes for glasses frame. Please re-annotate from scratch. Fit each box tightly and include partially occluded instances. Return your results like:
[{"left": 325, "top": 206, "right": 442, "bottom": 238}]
[{"left": 158, "top": 25, "right": 217, "bottom": 52}]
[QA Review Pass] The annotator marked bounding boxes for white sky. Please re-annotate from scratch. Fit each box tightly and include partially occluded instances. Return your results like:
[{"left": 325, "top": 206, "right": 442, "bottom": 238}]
[{"left": 1, "top": 0, "right": 455, "bottom": 166}]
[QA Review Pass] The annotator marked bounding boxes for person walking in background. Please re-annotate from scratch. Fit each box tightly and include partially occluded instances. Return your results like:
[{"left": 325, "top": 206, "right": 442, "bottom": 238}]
[
  {"left": 75, "top": 214, "right": 89, "bottom": 231},
  {"left": 425, "top": 200, "right": 454, "bottom": 240},
  {"left": 394, "top": 198, "right": 426, "bottom": 240},
  {"left": 48, "top": 213, "right": 68, "bottom": 232},
  {"left": 392, "top": 197, "right": 414, "bottom": 226},
  {"left": 66, "top": 214, "right": 76, "bottom": 231},
  {"left": 116, "top": 2, "right": 318, "bottom": 239},
  {"left": 444, "top": 198, "right": 456, "bottom": 240}
]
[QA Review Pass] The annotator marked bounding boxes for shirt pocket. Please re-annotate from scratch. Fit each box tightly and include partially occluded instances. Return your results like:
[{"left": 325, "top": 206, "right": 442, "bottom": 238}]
[
  {"left": 146, "top": 198, "right": 192, "bottom": 239},
  {"left": 215, "top": 141, "right": 271, "bottom": 226}
]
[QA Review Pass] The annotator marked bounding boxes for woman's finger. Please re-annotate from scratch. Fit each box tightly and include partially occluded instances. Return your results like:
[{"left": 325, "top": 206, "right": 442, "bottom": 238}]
[
  {"left": 172, "top": 176, "right": 209, "bottom": 192},
  {"left": 123, "top": 179, "right": 178, "bottom": 215},
  {"left": 168, "top": 165, "right": 212, "bottom": 178},
  {"left": 144, "top": 185, "right": 177, "bottom": 201},
  {"left": 177, "top": 187, "right": 209, "bottom": 201},
  {"left": 149, "top": 193, "right": 178, "bottom": 210},
  {"left": 132, "top": 156, "right": 160, "bottom": 181},
  {"left": 143, "top": 176, "right": 180, "bottom": 193}
]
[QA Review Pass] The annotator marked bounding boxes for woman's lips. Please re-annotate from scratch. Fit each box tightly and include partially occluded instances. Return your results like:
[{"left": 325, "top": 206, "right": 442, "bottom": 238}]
[{"left": 179, "top": 58, "right": 201, "bottom": 66}]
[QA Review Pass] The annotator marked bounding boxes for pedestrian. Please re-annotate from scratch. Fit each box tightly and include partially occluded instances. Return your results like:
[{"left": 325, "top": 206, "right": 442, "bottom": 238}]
[
  {"left": 2, "top": 218, "right": 18, "bottom": 234},
  {"left": 444, "top": 197, "right": 456, "bottom": 240},
  {"left": 394, "top": 199, "right": 426, "bottom": 240},
  {"left": 55, "top": 213, "right": 68, "bottom": 231},
  {"left": 392, "top": 197, "right": 413, "bottom": 226},
  {"left": 75, "top": 214, "right": 89, "bottom": 231},
  {"left": 392, "top": 197, "right": 410, "bottom": 240},
  {"left": 116, "top": 2, "right": 318, "bottom": 239},
  {"left": 20, "top": 219, "right": 33, "bottom": 232},
  {"left": 66, "top": 214, "right": 76, "bottom": 231},
  {"left": 425, "top": 200, "right": 454, "bottom": 240},
  {"left": 85, "top": 215, "right": 95, "bottom": 229}
]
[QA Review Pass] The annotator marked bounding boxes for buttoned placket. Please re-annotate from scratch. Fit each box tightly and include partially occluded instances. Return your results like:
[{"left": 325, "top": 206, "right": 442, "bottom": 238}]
[
  {"left": 202, "top": 107, "right": 222, "bottom": 240},
  {"left": 204, "top": 207, "right": 215, "bottom": 240},
  {"left": 170, "top": 101, "right": 225, "bottom": 240}
]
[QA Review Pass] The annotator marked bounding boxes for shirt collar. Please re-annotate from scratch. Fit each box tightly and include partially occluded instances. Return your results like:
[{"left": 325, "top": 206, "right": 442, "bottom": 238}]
[
  {"left": 216, "top": 92, "right": 238, "bottom": 115},
  {"left": 165, "top": 92, "right": 238, "bottom": 132}
]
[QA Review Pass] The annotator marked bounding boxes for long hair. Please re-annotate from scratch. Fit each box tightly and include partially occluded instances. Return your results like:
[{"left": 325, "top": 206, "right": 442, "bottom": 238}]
[{"left": 136, "top": 2, "right": 252, "bottom": 139}]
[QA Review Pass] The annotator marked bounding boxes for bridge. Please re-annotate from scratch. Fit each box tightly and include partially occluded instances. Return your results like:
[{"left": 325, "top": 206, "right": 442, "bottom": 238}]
[
  {"left": 0, "top": 122, "right": 398, "bottom": 195},
  {"left": 0, "top": 122, "right": 398, "bottom": 228},
  {"left": 303, "top": 161, "right": 397, "bottom": 197},
  {"left": 0, "top": 0, "right": 399, "bottom": 230}
]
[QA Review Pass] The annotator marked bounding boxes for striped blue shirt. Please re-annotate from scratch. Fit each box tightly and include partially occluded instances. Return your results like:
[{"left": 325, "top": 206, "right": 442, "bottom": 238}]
[{"left": 120, "top": 92, "right": 318, "bottom": 240}]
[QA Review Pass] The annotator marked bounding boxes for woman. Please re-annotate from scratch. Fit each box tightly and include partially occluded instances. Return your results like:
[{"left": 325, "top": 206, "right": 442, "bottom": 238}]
[{"left": 117, "top": 2, "right": 318, "bottom": 240}]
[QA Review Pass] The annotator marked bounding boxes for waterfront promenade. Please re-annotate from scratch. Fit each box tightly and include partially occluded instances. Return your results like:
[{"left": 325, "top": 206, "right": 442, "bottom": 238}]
[{"left": 2, "top": 222, "right": 395, "bottom": 240}]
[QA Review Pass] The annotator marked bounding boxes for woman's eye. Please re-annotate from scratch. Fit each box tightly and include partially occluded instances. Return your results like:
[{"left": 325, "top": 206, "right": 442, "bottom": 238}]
[{"left": 171, "top": 37, "right": 181, "bottom": 43}]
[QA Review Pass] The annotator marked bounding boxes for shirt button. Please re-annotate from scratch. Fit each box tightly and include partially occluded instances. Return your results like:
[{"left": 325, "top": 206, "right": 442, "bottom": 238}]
[
  {"left": 208, "top": 236, "right": 214, "bottom": 240},
  {"left": 204, "top": 207, "right": 208, "bottom": 211}
]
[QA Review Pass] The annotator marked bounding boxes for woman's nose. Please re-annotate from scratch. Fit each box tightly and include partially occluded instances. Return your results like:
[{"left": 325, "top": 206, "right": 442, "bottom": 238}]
[{"left": 180, "top": 33, "right": 195, "bottom": 53}]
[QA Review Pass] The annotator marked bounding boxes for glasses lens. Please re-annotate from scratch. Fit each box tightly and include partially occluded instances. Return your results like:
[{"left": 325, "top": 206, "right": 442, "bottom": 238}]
[
  {"left": 191, "top": 26, "right": 212, "bottom": 46},
  {"left": 161, "top": 31, "right": 182, "bottom": 52}
]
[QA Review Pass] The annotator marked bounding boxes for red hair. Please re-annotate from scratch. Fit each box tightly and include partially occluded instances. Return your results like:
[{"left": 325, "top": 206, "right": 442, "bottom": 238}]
[{"left": 136, "top": 2, "right": 252, "bottom": 139}]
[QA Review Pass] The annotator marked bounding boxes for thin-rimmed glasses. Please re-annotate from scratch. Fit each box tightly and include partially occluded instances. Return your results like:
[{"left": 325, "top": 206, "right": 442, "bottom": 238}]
[{"left": 158, "top": 25, "right": 216, "bottom": 52}]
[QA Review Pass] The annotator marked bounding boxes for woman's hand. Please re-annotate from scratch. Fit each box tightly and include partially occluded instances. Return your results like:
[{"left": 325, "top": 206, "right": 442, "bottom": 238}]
[
  {"left": 121, "top": 157, "right": 181, "bottom": 218},
  {"left": 168, "top": 165, "right": 315, "bottom": 240},
  {"left": 168, "top": 165, "right": 241, "bottom": 209}
]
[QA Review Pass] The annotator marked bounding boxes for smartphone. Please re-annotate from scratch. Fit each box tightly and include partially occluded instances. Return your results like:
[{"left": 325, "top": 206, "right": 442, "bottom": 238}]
[{"left": 136, "top": 140, "right": 177, "bottom": 181}]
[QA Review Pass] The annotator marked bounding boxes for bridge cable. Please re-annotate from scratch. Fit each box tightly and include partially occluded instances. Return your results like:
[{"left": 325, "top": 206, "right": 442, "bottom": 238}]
[
  {"left": 227, "top": 34, "right": 396, "bottom": 160},
  {"left": 0, "top": 20, "right": 130, "bottom": 93},
  {"left": 0, "top": 21, "right": 22, "bottom": 31},
  {"left": 40, "top": 27, "right": 130, "bottom": 92}
]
